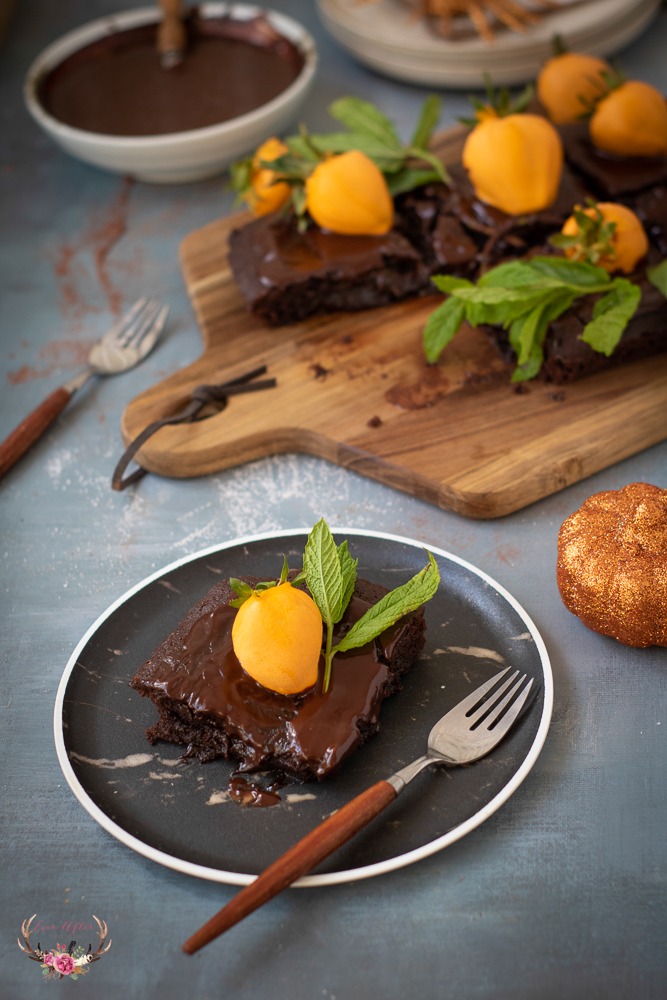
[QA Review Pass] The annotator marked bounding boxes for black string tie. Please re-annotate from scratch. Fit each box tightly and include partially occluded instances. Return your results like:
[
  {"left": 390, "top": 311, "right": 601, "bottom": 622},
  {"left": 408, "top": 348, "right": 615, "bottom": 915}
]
[{"left": 112, "top": 365, "right": 276, "bottom": 491}]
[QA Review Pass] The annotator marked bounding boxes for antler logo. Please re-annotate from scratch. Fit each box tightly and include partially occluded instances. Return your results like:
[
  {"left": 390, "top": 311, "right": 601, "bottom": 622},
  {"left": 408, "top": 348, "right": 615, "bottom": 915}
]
[{"left": 17, "top": 915, "right": 111, "bottom": 981}]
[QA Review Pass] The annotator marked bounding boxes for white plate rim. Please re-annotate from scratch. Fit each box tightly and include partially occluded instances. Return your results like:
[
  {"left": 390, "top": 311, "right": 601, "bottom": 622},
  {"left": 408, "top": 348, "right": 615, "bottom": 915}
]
[
  {"left": 54, "top": 527, "right": 554, "bottom": 887},
  {"left": 316, "top": 0, "right": 661, "bottom": 87}
]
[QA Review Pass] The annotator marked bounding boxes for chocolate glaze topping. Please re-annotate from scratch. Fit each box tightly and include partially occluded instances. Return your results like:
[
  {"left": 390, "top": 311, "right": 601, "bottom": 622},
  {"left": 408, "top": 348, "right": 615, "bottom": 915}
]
[
  {"left": 229, "top": 217, "right": 428, "bottom": 326},
  {"left": 38, "top": 14, "right": 305, "bottom": 136}
]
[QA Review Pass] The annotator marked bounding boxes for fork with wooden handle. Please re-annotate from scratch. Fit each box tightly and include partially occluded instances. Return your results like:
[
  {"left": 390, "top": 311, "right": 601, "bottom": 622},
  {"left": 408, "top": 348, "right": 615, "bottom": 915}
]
[
  {"left": 0, "top": 298, "right": 167, "bottom": 479},
  {"left": 182, "top": 667, "right": 534, "bottom": 954}
]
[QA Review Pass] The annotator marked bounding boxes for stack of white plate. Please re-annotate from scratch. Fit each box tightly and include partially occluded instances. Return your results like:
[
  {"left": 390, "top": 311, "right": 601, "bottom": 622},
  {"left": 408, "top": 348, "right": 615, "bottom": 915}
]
[{"left": 316, "top": 0, "right": 661, "bottom": 88}]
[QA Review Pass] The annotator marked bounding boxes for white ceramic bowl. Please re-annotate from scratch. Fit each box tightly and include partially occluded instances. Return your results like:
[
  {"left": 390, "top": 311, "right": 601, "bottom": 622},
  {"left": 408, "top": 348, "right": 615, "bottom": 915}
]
[{"left": 24, "top": 4, "right": 317, "bottom": 183}]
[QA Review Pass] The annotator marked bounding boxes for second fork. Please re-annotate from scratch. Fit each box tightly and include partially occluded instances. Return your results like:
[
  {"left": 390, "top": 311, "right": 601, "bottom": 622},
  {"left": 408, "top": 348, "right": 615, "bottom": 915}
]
[
  {"left": 182, "top": 667, "right": 535, "bottom": 954},
  {"left": 0, "top": 298, "right": 167, "bottom": 479}
]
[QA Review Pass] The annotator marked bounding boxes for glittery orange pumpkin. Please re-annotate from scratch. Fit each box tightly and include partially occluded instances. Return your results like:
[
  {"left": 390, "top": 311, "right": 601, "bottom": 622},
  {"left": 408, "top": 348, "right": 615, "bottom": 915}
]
[{"left": 556, "top": 482, "right": 667, "bottom": 648}]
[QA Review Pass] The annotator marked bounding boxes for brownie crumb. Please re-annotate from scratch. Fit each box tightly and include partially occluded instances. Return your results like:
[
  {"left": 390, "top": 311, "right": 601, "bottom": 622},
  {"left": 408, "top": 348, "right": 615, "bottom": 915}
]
[{"left": 310, "top": 362, "right": 330, "bottom": 380}]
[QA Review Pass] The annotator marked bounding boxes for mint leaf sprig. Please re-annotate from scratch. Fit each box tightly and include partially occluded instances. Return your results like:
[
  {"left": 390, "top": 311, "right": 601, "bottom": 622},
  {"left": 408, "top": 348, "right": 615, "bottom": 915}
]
[
  {"left": 459, "top": 74, "right": 534, "bottom": 127},
  {"left": 647, "top": 258, "right": 667, "bottom": 297},
  {"left": 229, "top": 520, "right": 440, "bottom": 693},
  {"left": 230, "top": 95, "right": 449, "bottom": 217},
  {"left": 315, "top": 95, "right": 449, "bottom": 196},
  {"left": 423, "top": 256, "right": 646, "bottom": 382},
  {"left": 301, "top": 519, "right": 440, "bottom": 693}
]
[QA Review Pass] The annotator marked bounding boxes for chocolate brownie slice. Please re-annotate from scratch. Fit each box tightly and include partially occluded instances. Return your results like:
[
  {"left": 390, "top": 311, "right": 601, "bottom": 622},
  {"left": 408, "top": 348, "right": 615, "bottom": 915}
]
[
  {"left": 130, "top": 576, "right": 427, "bottom": 782},
  {"left": 228, "top": 215, "right": 430, "bottom": 326},
  {"left": 484, "top": 260, "right": 667, "bottom": 384},
  {"left": 559, "top": 122, "right": 667, "bottom": 200}
]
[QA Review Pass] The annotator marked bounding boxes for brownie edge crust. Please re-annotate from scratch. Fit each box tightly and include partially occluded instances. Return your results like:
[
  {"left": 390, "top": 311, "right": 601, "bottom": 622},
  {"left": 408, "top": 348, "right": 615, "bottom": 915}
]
[{"left": 130, "top": 576, "right": 427, "bottom": 783}]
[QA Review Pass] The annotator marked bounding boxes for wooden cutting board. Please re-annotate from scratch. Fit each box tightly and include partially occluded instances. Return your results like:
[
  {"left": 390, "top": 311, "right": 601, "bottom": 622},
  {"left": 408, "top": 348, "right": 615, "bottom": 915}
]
[{"left": 120, "top": 128, "right": 667, "bottom": 518}]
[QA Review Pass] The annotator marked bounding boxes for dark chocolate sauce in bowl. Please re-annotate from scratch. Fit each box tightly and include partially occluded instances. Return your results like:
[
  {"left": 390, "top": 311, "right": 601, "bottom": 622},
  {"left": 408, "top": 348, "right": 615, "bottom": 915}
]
[{"left": 37, "top": 11, "right": 306, "bottom": 137}]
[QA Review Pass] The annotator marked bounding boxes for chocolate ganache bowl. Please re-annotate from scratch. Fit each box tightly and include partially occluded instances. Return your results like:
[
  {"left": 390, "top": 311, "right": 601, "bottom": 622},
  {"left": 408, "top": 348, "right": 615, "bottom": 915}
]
[{"left": 24, "top": 4, "right": 317, "bottom": 183}]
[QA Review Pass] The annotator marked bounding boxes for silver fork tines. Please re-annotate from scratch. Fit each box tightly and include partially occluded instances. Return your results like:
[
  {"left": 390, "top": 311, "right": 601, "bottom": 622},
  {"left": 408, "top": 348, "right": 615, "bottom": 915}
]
[
  {"left": 466, "top": 670, "right": 534, "bottom": 751},
  {"left": 419, "top": 666, "right": 535, "bottom": 770},
  {"left": 111, "top": 297, "right": 167, "bottom": 350},
  {"left": 486, "top": 672, "right": 534, "bottom": 731},
  {"left": 463, "top": 668, "right": 529, "bottom": 725},
  {"left": 85, "top": 298, "right": 168, "bottom": 379}
]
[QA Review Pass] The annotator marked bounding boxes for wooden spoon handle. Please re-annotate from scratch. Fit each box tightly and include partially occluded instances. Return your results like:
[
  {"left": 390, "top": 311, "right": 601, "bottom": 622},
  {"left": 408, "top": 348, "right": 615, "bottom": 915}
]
[
  {"left": 182, "top": 779, "right": 398, "bottom": 954},
  {"left": 157, "top": 0, "right": 186, "bottom": 65},
  {"left": 0, "top": 386, "right": 73, "bottom": 478}
]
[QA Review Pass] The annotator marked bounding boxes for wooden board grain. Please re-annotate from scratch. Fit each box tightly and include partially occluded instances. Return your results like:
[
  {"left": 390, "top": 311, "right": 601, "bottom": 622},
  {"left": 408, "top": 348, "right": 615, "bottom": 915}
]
[{"left": 120, "top": 129, "right": 667, "bottom": 518}]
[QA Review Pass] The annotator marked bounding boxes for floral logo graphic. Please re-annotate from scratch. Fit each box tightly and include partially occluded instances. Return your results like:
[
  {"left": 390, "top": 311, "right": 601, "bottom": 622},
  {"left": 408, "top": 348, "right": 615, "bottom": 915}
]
[{"left": 17, "top": 915, "right": 111, "bottom": 981}]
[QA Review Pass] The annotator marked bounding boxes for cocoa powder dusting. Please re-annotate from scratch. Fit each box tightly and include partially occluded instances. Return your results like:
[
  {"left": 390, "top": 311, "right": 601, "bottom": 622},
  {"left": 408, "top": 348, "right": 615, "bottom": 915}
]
[
  {"left": 49, "top": 177, "right": 135, "bottom": 326},
  {"left": 8, "top": 340, "right": 95, "bottom": 384},
  {"left": 9, "top": 179, "right": 138, "bottom": 386}
]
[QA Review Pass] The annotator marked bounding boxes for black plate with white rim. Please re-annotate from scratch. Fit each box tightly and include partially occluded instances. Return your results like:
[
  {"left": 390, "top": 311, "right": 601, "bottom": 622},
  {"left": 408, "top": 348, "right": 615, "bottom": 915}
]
[{"left": 54, "top": 529, "right": 553, "bottom": 886}]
